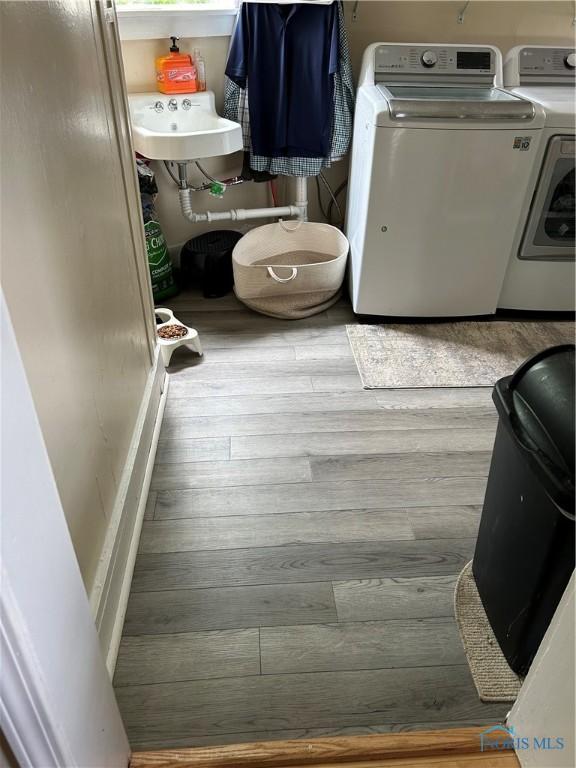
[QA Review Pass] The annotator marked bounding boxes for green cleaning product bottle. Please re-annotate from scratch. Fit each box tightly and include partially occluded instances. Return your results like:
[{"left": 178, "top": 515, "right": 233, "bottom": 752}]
[
  {"left": 143, "top": 217, "right": 179, "bottom": 302},
  {"left": 137, "top": 159, "right": 178, "bottom": 302}
]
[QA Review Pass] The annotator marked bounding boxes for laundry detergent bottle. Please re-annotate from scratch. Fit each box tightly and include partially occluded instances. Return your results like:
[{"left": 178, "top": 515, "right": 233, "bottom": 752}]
[{"left": 155, "top": 37, "right": 197, "bottom": 94}]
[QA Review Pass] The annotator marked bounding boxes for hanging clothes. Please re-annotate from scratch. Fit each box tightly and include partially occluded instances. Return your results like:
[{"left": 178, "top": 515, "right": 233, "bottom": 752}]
[
  {"left": 224, "top": 1, "right": 355, "bottom": 177},
  {"left": 226, "top": 2, "right": 338, "bottom": 158}
]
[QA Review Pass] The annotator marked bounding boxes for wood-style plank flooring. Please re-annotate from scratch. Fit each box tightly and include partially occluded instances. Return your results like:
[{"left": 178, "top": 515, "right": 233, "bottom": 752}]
[{"left": 115, "top": 291, "right": 508, "bottom": 750}]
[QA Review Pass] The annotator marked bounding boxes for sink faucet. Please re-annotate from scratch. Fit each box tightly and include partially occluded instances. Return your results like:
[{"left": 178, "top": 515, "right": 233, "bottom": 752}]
[{"left": 167, "top": 98, "right": 178, "bottom": 112}]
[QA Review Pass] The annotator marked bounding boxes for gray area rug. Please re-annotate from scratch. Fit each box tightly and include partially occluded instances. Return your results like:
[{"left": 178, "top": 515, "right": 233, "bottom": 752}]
[
  {"left": 346, "top": 321, "right": 574, "bottom": 388},
  {"left": 455, "top": 561, "right": 522, "bottom": 703}
]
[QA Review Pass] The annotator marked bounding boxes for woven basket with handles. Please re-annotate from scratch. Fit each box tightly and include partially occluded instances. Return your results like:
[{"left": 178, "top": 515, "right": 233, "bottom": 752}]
[{"left": 232, "top": 221, "right": 349, "bottom": 319}]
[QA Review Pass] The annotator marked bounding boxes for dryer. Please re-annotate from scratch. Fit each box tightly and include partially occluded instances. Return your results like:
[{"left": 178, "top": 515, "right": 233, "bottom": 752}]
[
  {"left": 498, "top": 46, "right": 575, "bottom": 312},
  {"left": 346, "top": 43, "right": 545, "bottom": 317}
]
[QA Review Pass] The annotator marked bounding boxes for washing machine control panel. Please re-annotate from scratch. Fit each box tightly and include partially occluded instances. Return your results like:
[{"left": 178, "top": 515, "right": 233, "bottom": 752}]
[
  {"left": 517, "top": 47, "right": 576, "bottom": 81},
  {"left": 374, "top": 45, "right": 495, "bottom": 81}
]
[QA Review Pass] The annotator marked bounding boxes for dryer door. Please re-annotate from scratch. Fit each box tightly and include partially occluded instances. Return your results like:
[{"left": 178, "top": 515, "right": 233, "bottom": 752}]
[{"left": 520, "top": 136, "right": 575, "bottom": 260}]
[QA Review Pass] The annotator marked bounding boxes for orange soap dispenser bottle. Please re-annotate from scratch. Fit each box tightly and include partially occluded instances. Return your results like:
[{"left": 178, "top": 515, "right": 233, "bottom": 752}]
[{"left": 155, "top": 37, "right": 197, "bottom": 94}]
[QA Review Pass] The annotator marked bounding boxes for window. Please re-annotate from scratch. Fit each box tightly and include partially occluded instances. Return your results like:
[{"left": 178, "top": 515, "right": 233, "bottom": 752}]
[
  {"left": 117, "top": 0, "right": 236, "bottom": 7},
  {"left": 116, "top": 0, "right": 239, "bottom": 40}
]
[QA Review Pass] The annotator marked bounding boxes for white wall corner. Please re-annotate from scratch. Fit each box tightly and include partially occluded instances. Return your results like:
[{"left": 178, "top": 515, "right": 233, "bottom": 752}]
[{"left": 89, "top": 345, "right": 168, "bottom": 674}]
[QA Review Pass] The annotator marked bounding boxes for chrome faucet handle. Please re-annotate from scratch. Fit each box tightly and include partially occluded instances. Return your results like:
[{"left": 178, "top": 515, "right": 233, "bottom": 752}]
[{"left": 167, "top": 98, "right": 178, "bottom": 111}]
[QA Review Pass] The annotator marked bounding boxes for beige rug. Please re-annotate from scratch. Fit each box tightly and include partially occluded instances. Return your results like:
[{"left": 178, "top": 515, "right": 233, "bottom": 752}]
[
  {"left": 454, "top": 561, "right": 522, "bottom": 703},
  {"left": 346, "top": 321, "right": 574, "bottom": 388}
]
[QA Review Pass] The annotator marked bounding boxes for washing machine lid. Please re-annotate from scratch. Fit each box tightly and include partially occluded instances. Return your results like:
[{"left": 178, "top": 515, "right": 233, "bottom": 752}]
[
  {"left": 377, "top": 85, "right": 535, "bottom": 122},
  {"left": 509, "top": 86, "right": 575, "bottom": 128}
]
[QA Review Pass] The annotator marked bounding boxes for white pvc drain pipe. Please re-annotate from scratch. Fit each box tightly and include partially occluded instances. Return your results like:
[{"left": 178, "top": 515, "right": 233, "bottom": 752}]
[{"left": 177, "top": 165, "right": 308, "bottom": 224}]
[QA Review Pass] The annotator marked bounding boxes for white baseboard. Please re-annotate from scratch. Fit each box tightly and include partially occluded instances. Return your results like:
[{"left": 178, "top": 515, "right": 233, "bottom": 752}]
[{"left": 88, "top": 347, "right": 167, "bottom": 674}]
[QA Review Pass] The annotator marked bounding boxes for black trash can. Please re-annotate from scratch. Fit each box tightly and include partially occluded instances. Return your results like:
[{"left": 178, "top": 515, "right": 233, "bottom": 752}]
[
  {"left": 472, "top": 344, "right": 575, "bottom": 676},
  {"left": 180, "top": 230, "right": 243, "bottom": 298}
]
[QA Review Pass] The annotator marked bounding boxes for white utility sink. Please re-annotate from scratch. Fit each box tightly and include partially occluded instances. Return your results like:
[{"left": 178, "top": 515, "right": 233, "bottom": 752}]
[{"left": 128, "top": 91, "right": 242, "bottom": 161}]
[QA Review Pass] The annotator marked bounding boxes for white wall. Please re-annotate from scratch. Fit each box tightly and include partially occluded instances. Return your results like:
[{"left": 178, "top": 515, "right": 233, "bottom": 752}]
[
  {"left": 509, "top": 574, "right": 575, "bottom": 767},
  {"left": 120, "top": 1, "right": 575, "bottom": 251},
  {"left": 1, "top": 291, "right": 130, "bottom": 768},
  {"left": 1, "top": 0, "right": 155, "bottom": 596}
]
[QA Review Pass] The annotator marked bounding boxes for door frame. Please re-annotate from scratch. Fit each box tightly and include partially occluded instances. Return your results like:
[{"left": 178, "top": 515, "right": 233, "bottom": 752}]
[
  {"left": 508, "top": 572, "right": 575, "bottom": 766},
  {"left": 93, "top": 0, "right": 158, "bottom": 360},
  {"left": 0, "top": 292, "right": 130, "bottom": 768}
]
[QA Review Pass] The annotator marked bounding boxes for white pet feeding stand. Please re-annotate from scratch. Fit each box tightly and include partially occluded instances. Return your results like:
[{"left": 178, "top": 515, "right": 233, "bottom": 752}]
[{"left": 155, "top": 308, "right": 203, "bottom": 367}]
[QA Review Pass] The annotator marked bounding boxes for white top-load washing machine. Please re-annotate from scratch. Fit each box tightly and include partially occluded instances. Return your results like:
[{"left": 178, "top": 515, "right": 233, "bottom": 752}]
[
  {"left": 346, "top": 43, "right": 545, "bottom": 317},
  {"left": 498, "top": 46, "right": 575, "bottom": 312}
]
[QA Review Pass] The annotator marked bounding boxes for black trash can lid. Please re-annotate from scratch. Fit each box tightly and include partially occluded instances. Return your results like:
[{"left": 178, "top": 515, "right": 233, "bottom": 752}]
[
  {"left": 508, "top": 344, "right": 575, "bottom": 478},
  {"left": 182, "top": 230, "right": 243, "bottom": 257}
]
